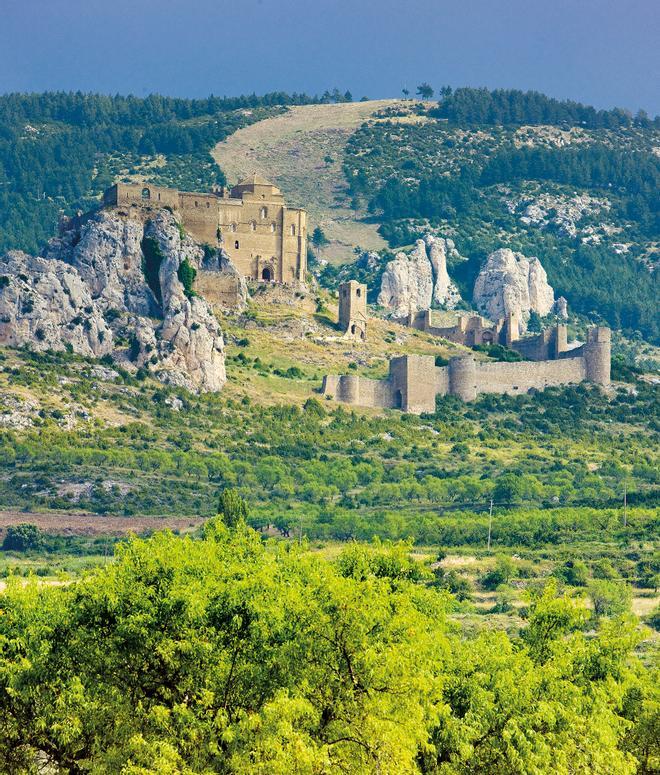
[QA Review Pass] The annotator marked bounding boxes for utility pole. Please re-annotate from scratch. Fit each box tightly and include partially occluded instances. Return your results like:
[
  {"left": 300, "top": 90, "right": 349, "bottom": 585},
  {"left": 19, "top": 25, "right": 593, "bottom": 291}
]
[{"left": 487, "top": 498, "right": 493, "bottom": 552}]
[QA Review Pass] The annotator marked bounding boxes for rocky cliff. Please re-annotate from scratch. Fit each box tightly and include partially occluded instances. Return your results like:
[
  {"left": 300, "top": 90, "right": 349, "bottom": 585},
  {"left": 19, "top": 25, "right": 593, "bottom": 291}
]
[
  {"left": 377, "top": 237, "right": 462, "bottom": 317},
  {"left": 0, "top": 209, "right": 231, "bottom": 393},
  {"left": 472, "top": 248, "right": 556, "bottom": 329}
]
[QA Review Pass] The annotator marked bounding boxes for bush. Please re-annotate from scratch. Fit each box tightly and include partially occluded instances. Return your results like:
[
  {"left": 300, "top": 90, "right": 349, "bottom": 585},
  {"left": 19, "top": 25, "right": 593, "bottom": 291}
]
[
  {"left": 2, "top": 523, "right": 44, "bottom": 552},
  {"left": 588, "top": 579, "right": 632, "bottom": 617}
]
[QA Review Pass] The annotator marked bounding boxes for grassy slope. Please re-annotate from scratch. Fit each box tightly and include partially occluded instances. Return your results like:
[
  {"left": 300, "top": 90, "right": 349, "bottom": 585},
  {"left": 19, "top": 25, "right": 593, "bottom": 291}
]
[{"left": 211, "top": 100, "right": 400, "bottom": 262}]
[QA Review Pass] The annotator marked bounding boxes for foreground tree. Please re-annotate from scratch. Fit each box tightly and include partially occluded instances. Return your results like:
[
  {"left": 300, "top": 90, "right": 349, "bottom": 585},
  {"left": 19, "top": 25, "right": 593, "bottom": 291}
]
[{"left": 0, "top": 529, "right": 655, "bottom": 773}]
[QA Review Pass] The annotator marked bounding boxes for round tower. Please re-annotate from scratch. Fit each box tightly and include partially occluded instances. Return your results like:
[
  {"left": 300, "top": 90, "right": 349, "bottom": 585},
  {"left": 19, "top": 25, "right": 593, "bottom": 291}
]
[
  {"left": 583, "top": 327, "right": 611, "bottom": 386},
  {"left": 449, "top": 356, "right": 477, "bottom": 401},
  {"left": 338, "top": 375, "right": 360, "bottom": 404}
]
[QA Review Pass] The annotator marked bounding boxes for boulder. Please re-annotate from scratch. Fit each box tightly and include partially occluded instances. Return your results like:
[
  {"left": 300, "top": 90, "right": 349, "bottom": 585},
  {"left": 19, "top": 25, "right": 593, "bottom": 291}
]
[{"left": 473, "top": 248, "right": 555, "bottom": 329}]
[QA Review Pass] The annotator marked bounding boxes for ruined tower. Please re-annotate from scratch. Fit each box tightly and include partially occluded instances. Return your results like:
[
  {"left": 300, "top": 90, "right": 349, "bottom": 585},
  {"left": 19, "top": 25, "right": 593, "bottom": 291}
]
[{"left": 338, "top": 280, "right": 368, "bottom": 341}]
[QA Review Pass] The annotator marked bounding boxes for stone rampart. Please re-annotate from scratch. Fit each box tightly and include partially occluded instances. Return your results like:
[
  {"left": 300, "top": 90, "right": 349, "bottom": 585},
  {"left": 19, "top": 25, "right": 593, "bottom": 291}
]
[{"left": 321, "top": 326, "right": 611, "bottom": 413}]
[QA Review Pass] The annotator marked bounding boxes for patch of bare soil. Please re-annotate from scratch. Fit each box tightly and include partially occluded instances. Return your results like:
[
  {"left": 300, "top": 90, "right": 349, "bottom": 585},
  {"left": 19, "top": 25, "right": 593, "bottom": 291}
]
[{"left": 0, "top": 511, "right": 205, "bottom": 537}]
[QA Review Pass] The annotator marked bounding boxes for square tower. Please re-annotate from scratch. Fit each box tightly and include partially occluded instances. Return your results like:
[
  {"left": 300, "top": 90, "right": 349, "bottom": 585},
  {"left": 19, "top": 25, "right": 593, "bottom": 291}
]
[{"left": 338, "top": 280, "right": 368, "bottom": 341}]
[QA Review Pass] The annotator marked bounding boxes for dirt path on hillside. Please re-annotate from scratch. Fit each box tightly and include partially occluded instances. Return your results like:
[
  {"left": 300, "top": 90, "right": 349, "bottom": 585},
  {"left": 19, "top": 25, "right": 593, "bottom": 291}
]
[{"left": 212, "top": 100, "right": 399, "bottom": 263}]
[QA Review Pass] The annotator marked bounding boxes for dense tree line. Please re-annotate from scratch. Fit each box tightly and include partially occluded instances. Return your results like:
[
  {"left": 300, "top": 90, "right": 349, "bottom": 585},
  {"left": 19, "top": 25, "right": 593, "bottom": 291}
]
[
  {"left": 431, "top": 87, "right": 659, "bottom": 128},
  {"left": 0, "top": 349, "right": 657, "bottom": 539},
  {"left": 480, "top": 144, "right": 660, "bottom": 237}
]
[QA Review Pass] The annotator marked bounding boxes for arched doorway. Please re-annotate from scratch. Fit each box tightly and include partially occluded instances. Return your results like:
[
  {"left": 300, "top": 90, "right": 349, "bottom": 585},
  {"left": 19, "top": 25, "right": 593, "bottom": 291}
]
[
  {"left": 262, "top": 266, "right": 273, "bottom": 281},
  {"left": 393, "top": 389, "right": 403, "bottom": 409},
  {"left": 482, "top": 331, "right": 494, "bottom": 345}
]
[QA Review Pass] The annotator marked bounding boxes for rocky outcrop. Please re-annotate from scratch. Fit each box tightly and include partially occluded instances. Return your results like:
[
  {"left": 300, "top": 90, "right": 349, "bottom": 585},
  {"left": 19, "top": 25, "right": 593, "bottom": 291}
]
[
  {"left": 378, "top": 237, "right": 462, "bottom": 317},
  {"left": 425, "top": 236, "right": 462, "bottom": 307},
  {"left": 472, "top": 248, "right": 555, "bottom": 329},
  {"left": 554, "top": 296, "right": 569, "bottom": 319},
  {"left": 0, "top": 252, "right": 112, "bottom": 356},
  {"left": 0, "top": 208, "right": 229, "bottom": 393}
]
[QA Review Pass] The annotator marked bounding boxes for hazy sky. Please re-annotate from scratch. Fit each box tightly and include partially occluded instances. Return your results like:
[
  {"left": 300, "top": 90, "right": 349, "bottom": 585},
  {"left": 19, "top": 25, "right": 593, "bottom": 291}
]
[{"left": 2, "top": 0, "right": 658, "bottom": 114}]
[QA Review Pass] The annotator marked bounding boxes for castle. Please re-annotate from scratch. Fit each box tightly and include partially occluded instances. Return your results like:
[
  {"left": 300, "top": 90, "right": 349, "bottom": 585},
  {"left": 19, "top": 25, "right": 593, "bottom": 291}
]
[
  {"left": 322, "top": 325, "right": 611, "bottom": 413},
  {"left": 104, "top": 175, "right": 307, "bottom": 284}
]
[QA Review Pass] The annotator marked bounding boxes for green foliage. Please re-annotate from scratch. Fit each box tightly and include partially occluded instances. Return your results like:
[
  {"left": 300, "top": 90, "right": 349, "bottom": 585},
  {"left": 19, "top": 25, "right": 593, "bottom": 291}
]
[
  {"left": 588, "top": 579, "right": 633, "bottom": 617},
  {"left": 480, "top": 555, "right": 517, "bottom": 590},
  {"left": 416, "top": 82, "right": 434, "bottom": 100},
  {"left": 177, "top": 258, "right": 197, "bottom": 299},
  {"left": 521, "top": 580, "right": 587, "bottom": 663},
  {"left": 2, "top": 523, "right": 44, "bottom": 551},
  {"left": 555, "top": 559, "right": 590, "bottom": 587},
  {"left": 311, "top": 225, "right": 329, "bottom": 249},
  {"left": 0, "top": 528, "right": 655, "bottom": 772},
  {"left": 343, "top": 96, "right": 660, "bottom": 342},
  {"left": 472, "top": 342, "right": 524, "bottom": 362},
  {"left": 217, "top": 487, "right": 248, "bottom": 528},
  {"left": 431, "top": 86, "right": 656, "bottom": 129},
  {"left": 0, "top": 90, "right": 328, "bottom": 254}
]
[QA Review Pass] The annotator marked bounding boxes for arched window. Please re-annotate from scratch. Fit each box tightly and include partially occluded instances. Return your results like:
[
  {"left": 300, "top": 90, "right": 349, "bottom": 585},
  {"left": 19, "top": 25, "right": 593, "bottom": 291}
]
[
  {"left": 351, "top": 324, "right": 357, "bottom": 335},
  {"left": 229, "top": 223, "right": 237, "bottom": 233},
  {"left": 194, "top": 201, "right": 198, "bottom": 207},
  {"left": 356, "top": 288, "right": 362, "bottom": 297},
  {"left": 270, "top": 222, "right": 276, "bottom": 233},
  {"left": 260, "top": 207, "right": 268, "bottom": 219},
  {"left": 141, "top": 187, "right": 150, "bottom": 200},
  {"left": 234, "top": 240, "right": 240, "bottom": 249},
  {"left": 290, "top": 224, "right": 296, "bottom": 236},
  {"left": 250, "top": 221, "right": 257, "bottom": 231}
]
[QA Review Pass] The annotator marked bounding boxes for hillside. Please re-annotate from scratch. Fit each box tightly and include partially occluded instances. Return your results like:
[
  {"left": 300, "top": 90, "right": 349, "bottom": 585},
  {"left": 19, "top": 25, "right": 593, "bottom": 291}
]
[
  {"left": 1, "top": 89, "right": 657, "bottom": 344},
  {"left": 212, "top": 99, "right": 399, "bottom": 261}
]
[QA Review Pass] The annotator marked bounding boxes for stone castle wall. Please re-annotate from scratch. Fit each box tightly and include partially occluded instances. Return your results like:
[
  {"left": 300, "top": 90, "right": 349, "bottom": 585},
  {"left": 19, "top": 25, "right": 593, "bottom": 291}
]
[
  {"left": 322, "top": 327, "right": 611, "bottom": 413},
  {"left": 104, "top": 180, "right": 307, "bottom": 284}
]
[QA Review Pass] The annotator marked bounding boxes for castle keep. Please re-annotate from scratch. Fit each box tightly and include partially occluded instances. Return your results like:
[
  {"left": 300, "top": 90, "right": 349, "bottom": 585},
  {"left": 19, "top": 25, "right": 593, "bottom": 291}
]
[
  {"left": 322, "top": 326, "right": 611, "bottom": 413},
  {"left": 104, "top": 175, "right": 307, "bottom": 284}
]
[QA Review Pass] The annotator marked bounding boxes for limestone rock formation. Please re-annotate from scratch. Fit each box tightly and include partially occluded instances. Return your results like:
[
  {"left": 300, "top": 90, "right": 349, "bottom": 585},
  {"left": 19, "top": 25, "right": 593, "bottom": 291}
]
[
  {"left": 0, "top": 209, "right": 228, "bottom": 393},
  {"left": 0, "top": 251, "right": 112, "bottom": 356},
  {"left": 554, "top": 296, "right": 569, "bottom": 319},
  {"left": 472, "top": 248, "right": 555, "bottom": 329},
  {"left": 378, "top": 237, "right": 462, "bottom": 317},
  {"left": 425, "top": 236, "right": 462, "bottom": 308}
]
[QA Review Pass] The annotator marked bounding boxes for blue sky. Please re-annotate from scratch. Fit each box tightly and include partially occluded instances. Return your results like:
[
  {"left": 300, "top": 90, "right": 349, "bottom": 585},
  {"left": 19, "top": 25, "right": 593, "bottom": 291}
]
[{"left": 2, "top": 0, "right": 658, "bottom": 114}]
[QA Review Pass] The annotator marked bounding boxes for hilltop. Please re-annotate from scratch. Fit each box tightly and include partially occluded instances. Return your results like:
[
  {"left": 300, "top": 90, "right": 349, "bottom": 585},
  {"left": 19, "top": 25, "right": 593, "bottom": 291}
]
[{"left": 1, "top": 88, "right": 657, "bottom": 344}]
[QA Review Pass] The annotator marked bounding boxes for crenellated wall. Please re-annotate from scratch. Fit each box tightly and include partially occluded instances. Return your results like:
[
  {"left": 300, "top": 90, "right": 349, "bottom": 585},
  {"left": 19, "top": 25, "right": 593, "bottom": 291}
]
[{"left": 321, "top": 327, "right": 611, "bottom": 413}]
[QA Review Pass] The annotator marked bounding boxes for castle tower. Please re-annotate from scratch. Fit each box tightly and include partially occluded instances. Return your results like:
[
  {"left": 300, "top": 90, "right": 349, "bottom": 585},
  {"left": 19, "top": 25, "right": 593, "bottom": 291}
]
[
  {"left": 504, "top": 312, "right": 520, "bottom": 347},
  {"left": 583, "top": 327, "right": 611, "bottom": 386},
  {"left": 338, "top": 280, "right": 368, "bottom": 341},
  {"left": 449, "top": 356, "right": 478, "bottom": 401}
]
